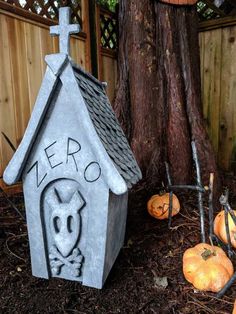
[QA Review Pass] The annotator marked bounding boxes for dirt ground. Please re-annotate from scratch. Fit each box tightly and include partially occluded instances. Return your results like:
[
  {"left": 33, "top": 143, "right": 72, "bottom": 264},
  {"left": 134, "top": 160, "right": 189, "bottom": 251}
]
[{"left": 1, "top": 180, "right": 236, "bottom": 314}]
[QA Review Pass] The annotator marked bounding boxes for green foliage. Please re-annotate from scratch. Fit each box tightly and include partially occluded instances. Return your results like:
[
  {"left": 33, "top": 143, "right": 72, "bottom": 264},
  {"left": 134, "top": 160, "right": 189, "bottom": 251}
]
[{"left": 97, "top": 0, "right": 118, "bottom": 12}]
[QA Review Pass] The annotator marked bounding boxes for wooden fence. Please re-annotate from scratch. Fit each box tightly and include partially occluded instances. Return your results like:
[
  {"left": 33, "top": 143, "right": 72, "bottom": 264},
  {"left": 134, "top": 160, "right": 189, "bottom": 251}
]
[
  {"left": 0, "top": 0, "right": 117, "bottom": 186},
  {"left": 1, "top": 1, "right": 236, "bottom": 188},
  {"left": 96, "top": 6, "right": 118, "bottom": 103},
  {"left": 199, "top": 16, "right": 236, "bottom": 172}
]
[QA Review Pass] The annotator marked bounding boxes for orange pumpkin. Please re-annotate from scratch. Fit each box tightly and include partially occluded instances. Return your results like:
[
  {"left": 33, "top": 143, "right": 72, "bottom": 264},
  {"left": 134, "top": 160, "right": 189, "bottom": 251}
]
[
  {"left": 214, "top": 210, "right": 236, "bottom": 248},
  {"left": 147, "top": 193, "right": 180, "bottom": 220},
  {"left": 160, "top": 0, "right": 197, "bottom": 5},
  {"left": 183, "top": 243, "right": 234, "bottom": 292}
]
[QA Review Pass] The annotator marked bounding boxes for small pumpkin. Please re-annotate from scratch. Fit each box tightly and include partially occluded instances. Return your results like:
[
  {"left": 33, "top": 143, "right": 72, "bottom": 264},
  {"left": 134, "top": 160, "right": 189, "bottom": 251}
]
[
  {"left": 183, "top": 243, "right": 234, "bottom": 292},
  {"left": 147, "top": 192, "right": 180, "bottom": 220},
  {"left": 214, "top": 210, "right": 236, "bottom": 248},
  {"left": 160, "top": 0, "right": 198, "bottom": 5}
]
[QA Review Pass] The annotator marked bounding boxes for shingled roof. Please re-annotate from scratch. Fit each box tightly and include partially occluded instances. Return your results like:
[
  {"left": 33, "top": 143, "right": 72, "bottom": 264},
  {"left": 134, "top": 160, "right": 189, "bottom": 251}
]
[
  {"left": 3, "top": 7, "right": 141, "bottom": 191},
  {"left": 73, "top": 64, "right": 142, "bottom": 188}
]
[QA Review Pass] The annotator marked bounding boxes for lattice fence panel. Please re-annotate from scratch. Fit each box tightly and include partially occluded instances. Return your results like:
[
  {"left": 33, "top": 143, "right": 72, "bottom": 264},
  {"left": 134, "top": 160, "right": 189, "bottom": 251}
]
[
  {"left": 2, "top": 0, "right": 82, "bottom": 26},
  {"left": 100, "top": 11, "right": 117, "bottom": 50},
  {"left": 197, "top": 0, "right": 236, "bottom": 21}
]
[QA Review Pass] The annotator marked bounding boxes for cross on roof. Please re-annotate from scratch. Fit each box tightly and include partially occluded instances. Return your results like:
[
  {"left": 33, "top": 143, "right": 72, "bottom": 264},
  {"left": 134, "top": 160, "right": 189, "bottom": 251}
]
[{"left": 50, "top": 7, "right": 80, "bottom": 55}]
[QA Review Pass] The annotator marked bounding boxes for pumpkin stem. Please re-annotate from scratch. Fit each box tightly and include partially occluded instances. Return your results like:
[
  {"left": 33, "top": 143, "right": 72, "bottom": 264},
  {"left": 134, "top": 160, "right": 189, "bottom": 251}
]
[
  {"left": 201, "top": 248, "right": 216, "bottom": 260},
  {"left": 209, "top": 236, "right": 217, "bottom": 255}
]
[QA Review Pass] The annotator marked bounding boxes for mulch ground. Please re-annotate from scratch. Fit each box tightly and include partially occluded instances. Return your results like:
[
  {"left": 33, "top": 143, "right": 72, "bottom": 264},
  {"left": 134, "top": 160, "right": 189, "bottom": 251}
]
[{"left": 1, "top": 179, "right": 236, "bottom": 314}]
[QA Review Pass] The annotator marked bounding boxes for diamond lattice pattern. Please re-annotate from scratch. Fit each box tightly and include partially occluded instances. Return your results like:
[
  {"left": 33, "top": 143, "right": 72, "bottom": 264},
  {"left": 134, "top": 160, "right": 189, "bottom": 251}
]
[
  {"left": 3, "top": 0, "right": 82, "bottom": 26},
  {"left": 100, "top": 13, "right": 117, "bottom": 50}
]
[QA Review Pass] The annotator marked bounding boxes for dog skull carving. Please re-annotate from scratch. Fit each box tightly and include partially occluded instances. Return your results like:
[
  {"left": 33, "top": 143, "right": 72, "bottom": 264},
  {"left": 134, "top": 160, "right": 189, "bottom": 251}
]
[{"left": 46, "top": 189, "right": 85, "bottom": 257}]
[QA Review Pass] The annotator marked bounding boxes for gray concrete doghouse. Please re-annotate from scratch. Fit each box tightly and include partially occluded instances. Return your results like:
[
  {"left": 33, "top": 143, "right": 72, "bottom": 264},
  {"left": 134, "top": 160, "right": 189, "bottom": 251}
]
[{"left": 3, "top": 7, "right": 142, "bottom": 289}]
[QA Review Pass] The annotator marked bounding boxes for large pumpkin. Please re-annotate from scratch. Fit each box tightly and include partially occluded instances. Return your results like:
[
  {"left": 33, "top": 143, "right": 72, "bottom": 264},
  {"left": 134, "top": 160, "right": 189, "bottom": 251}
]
[
  {"left": 214, "top": 210, "right": 236, "bottom": 248},
  {"left": 147, "top": 193, "right": 180, "bottom": 220},
  {"left": 160, "top": 0, "right": 198, "bottom": 5},
  {"left": 183, "top": 243, "right": 234, "bottom": 292}
]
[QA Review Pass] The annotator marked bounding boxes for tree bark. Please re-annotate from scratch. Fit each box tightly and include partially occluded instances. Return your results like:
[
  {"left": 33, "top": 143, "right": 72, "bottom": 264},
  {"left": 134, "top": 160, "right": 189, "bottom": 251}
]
[{"left": 114, "top": 1, "right": 220, "bottom": 193}]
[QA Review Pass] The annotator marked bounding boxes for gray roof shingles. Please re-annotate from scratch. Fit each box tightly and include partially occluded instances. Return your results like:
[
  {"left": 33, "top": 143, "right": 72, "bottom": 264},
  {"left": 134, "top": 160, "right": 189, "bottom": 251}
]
[{"left": 73, "top": 66, "right": 142, "bottom": 188}]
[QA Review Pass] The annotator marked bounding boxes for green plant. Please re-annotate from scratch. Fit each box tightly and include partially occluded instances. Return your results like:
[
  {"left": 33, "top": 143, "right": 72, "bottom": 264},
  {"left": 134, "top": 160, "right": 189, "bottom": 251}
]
[{"left": 97, "top": 0, "right": 118, "bottom": 12}]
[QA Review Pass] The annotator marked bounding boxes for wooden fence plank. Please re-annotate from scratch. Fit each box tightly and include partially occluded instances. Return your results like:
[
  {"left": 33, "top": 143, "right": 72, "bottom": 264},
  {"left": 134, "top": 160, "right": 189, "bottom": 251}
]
[
  {"left": 52, "top": 36, "right": 59, "bottom": 54},
  {"left": 218, "top": 26, "right": 236, "bottom": 171},
  {"left": 78, "top": 40, "right": 87, "bottom": 69},
  {"left": 81, "top": 0, "right": 91, "bottom": 72},
  {"left": 24, "top": 22, "right": 44, "bottom": 111},
  {"left": 72, "top": 37, "right": 87, "bottom": 69},
  {"left": 7, "top": 16, "right": 31, "bottom": 146},
  {"left": 0, "top": 14, "right": 17, "bottom": 171},
  {"left": 39, "top": 27, "right": 54, "bottom": 73},
  {"left": 199, "top": 15, "right": 236, "bottom": 32},
  {"left": 101, "top": 53, "right": 117, "bottom": 103},
  {"left": 200, "top": 28, "right": 222, "bottom": 156}
]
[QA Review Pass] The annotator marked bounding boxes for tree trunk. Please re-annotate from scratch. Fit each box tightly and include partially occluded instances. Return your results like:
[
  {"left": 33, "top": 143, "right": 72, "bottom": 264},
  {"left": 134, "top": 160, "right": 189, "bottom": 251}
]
[{"left": 114, "top": 0, "right": 220, "bottom": 193}]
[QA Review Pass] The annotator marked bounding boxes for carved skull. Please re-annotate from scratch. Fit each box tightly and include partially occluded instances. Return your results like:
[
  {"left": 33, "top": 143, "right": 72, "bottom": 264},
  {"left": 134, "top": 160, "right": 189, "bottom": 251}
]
[{"left": 47, "top": 189, "right": 85, "bottom": 257}]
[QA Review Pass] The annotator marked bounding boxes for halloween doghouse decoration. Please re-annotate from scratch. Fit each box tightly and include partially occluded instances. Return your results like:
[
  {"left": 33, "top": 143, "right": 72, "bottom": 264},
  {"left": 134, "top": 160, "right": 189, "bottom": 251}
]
[{"left": 3, "top": 7, "right": 142, "bottom": 289}]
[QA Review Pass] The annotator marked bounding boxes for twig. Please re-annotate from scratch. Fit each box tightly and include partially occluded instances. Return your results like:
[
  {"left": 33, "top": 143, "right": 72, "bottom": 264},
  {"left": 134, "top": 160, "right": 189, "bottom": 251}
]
[
  {"left": 165, "top": 162, "right": 173, "bottom": 228},
  {"left": 214, "top": 190, "right": 236, "bottom": 298},
  {"left": 170, "top": 223, "right": 198, "bottom": 231},
  {"left": 209, "top": 235, "right": 214, "bottom": 247},
  {"left": 219, "top": 189, "right": 235, "bottom": 257},
  {"left": 168, "top": 185, "right": 205, "bottom": 193},
  {"left": 205, "top": 294, "right": 235, "bottom": 305},
  {"left": 179, "top": 212, "right": 198, "bottom": 222},
  {"left": 0, "top": 187, "right": 25, "bottom": 220},
  {"left": 168, "top": 192, "right": 173, "bottom": 229},
  {"left": 136, "top": 299, "right": 155, "bottom": 313},
  {"left": 191, "top": 141, "right": 205, "bottom": 243},
  {"left": 224, "top": 206, "right": 233, "bottom": 258},
  {"left": 211, "top": 233, "right": 236, "bottom": 257},
  {"left": 220, "top": 191, "right": 236, "bottom": 225},
  {"left": 165, "top": 142, "right": 206, "bottom": 242},
  {"left": 208, "top": 173, "right": 214, "bottom": 241},
  {"left": 5, "top": 234, "right": 27, "bottom": 262},
  {"left": 216, "top": 271, "right": 236, "bottom": 298},
  {"left": 188, "top": 298, "right": 215, "bottom": 314},
  {"left": 1, "top": 132, "right": 16, "bottom": 152},
  {"left": 165, "top": 162, "right": 172, "bottom": 186}
]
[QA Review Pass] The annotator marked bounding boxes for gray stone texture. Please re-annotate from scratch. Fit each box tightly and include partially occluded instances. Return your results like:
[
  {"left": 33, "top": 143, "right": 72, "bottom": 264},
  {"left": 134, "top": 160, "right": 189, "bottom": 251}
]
[{"left": 3, "top": 7, "right": 141, "bottom": 289}]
